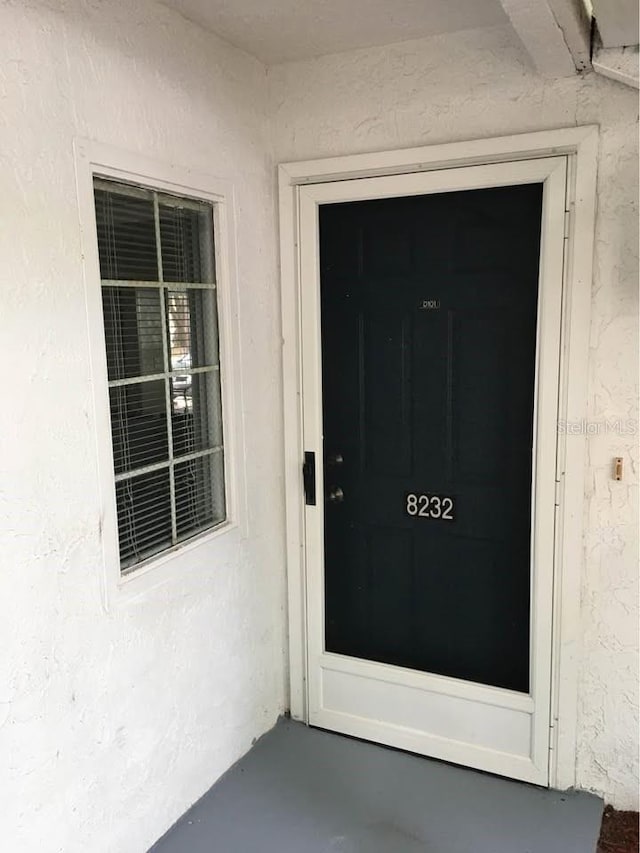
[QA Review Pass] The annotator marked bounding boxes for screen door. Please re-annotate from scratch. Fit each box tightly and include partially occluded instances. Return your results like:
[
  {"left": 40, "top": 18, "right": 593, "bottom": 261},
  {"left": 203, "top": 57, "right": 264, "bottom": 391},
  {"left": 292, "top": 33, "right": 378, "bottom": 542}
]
[{"left": 299, "top": 158, "right": 566, "bottom": 784}]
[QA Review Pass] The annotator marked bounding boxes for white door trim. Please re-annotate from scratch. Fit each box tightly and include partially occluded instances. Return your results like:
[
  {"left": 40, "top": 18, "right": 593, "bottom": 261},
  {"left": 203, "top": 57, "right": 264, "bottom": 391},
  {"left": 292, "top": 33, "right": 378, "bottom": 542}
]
[{"left": 278, "top": 126, "right": 598, "bottom": 790}]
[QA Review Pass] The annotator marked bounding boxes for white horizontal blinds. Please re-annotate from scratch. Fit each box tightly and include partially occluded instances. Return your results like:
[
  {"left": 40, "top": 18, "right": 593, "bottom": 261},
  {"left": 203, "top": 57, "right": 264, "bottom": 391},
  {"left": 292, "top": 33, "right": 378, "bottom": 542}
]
[{"left": 94, "top": 178, "right": 226, "bottom": 572}]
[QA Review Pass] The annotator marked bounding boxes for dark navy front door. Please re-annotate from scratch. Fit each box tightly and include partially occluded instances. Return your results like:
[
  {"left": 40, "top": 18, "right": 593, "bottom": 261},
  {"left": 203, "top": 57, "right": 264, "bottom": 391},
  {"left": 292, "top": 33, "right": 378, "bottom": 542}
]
[{"left": 319, "top": 185, "right": 543, "bottom": 694}]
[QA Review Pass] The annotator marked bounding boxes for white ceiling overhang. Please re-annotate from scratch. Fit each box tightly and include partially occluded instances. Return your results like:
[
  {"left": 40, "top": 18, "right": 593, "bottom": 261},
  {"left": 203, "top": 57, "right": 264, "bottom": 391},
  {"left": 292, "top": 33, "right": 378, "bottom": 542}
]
[
  {"left": 161, "top": 0, "right": 508, "bottom": 64},
  {"left": 161, "top": 0, "right": 639, "bottom": 87}
]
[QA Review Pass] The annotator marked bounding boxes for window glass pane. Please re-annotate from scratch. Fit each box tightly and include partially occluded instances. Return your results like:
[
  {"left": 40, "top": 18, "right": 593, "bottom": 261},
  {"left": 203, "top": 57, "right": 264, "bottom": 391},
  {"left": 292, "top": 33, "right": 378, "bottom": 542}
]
[
  {"left": 167, "top": 288, "right": 219, "bottom": 371},
  {"left": 95, "top": 187, "right": 158, "bottom": 281},
  {"left": 171, "top": 371, "right": 222, "bottom": 458},
  {"left": 175, "top": 452, "right": 225, "bottom": 541},
  {"left": 117, "top": 468, "right": 172, "bottom": 571},
  {"left": 159, "top": 201, "right": 215, "bottom": 284},
  {"left": 102, "top": 287, "right": 164, "bottom": 381},
  {"left": 109, "top": 380, "right": 168, "bottom": 475}
]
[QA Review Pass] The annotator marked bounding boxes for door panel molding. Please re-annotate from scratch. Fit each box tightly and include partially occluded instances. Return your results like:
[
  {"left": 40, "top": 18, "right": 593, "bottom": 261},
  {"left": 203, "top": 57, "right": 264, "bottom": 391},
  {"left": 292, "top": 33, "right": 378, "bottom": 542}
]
[
  {"left": 321, "top": 652, "right": 535, "bottom": 713},
  {"left": 279, "top": 127, "right": 599, "bottom": 790}
]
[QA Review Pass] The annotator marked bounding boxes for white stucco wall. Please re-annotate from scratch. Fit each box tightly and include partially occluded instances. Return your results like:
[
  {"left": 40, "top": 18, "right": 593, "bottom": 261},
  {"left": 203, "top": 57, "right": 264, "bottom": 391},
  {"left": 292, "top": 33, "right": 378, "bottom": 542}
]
[
  {"left": 269, "top": 25, "right": 639, "bottom": 810},
  {"left": 0, "top": 2, "right": 286, "bottom": 852}
]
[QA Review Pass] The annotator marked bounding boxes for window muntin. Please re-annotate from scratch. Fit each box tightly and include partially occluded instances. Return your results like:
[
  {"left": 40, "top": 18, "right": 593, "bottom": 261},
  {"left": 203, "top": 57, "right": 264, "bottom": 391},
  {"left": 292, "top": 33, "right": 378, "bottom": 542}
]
[{"left": 94, "top": 178, "right": 226, "bottom": 573}]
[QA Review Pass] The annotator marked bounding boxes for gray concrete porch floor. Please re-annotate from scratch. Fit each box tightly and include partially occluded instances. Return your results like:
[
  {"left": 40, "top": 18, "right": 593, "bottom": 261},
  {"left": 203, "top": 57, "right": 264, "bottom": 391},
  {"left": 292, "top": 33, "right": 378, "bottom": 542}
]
[{"left": 151, "top": 718, "right": 602, "bottom": 852}]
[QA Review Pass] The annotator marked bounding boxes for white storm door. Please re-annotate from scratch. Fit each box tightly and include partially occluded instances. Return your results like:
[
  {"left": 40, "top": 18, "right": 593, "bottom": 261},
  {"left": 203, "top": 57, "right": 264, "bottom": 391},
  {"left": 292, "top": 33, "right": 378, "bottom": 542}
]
[{"left": 298, "top": 157, "right": 567, "bottom": 785}]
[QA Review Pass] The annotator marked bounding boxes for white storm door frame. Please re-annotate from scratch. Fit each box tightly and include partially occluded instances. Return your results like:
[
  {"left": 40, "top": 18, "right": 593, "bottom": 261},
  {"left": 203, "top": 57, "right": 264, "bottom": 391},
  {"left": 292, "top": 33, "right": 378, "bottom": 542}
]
[
  {"left": 279, "top": 127, "right": 598, "bottom": 791},
  {"left": 298, "top": 157, "right": 565, "bottom": 785}
]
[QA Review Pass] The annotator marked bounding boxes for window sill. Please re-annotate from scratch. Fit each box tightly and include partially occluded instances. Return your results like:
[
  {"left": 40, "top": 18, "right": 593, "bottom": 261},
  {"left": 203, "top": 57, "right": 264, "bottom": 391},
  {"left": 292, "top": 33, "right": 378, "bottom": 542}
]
[{"left": 105, "top": 518, "right": 239, "bottom": 608}]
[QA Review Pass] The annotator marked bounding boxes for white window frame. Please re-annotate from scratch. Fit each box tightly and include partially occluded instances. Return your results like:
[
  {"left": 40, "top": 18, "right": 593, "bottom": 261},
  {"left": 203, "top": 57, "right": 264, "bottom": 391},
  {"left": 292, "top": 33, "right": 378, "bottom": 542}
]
[
  {"left": 75, "top": 140, "right": 247, "bottom": 607},
  {"left": 278, "top": 126, "right": 598, "bottom": 791}
]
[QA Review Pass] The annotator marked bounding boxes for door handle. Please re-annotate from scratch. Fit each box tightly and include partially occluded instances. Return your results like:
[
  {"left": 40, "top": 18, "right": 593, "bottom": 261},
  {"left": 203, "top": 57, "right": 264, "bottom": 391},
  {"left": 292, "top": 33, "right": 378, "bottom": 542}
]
[
  {"left": 327, "top": 486, "right": 344, "bottom": 503},
  {"left": 303, "top": 451, "right": 316, "bottom": 506}
]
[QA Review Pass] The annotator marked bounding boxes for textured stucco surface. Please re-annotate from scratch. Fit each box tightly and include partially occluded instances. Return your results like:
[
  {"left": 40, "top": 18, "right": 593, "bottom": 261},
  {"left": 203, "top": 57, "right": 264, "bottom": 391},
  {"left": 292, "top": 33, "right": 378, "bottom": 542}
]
[
  {"left": 0, "top": 2, "right": 286, "bottom": 852},
  {"left": 268, "top": 25, "right": 639, "bottom": 810}
]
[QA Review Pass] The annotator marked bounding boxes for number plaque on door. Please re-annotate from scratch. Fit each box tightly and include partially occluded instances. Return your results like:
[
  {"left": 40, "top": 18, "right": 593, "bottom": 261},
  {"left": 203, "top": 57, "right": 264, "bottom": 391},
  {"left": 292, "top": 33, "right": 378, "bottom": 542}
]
[{"left": 405, "top": 493, "right": 455, "bottom": 520}]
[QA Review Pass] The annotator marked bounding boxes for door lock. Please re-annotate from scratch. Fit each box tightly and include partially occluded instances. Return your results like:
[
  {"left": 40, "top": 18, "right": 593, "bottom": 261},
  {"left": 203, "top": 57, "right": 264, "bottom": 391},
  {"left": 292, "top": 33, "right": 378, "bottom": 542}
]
[{"left": 327, "top": 486, "right": 344, "bottom": 503}]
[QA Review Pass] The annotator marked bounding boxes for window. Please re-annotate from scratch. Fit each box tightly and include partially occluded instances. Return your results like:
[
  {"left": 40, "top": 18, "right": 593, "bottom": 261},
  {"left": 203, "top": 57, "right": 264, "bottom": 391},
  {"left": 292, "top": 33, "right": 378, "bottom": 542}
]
[{"left": 93, "top": 178, "right": 226, "bottom": 573}]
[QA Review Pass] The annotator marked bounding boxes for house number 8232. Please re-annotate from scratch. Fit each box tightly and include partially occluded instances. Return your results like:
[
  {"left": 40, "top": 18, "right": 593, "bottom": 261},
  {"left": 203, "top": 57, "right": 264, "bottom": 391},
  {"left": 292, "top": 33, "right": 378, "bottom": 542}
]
[{"left": 406, "top": 493, "right": 455, "bottom": 520}]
